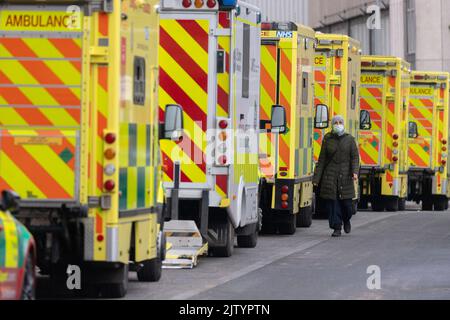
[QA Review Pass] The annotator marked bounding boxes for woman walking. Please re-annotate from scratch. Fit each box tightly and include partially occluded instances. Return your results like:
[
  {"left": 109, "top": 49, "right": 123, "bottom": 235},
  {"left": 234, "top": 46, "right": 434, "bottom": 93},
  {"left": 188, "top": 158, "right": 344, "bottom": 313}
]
[{"left": 313, "top": 115, "right": 360, "bottom": 237}]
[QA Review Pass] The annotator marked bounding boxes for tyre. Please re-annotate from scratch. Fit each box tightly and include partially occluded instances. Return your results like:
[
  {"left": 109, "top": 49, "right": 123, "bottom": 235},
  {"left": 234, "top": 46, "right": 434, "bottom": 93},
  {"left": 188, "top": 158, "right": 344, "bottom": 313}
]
[
  {"left": 422, "top": 198, "right": 433, "bottom": 211},
  {"left": 260, "top": 213, "right": 276, "bottom": 234},
  {"left": 385, "top": 197, "right": 399, "bottom": 212},
  {"left": 278, "top": 215, "right": 296, "bottom": 235},
  {"left": 137, "top": 231, "right": 165, "bottom": 282},
  {"left": 237, "top": 223, "right": 258, "bottom": 248},
  {"left": 358, "top": 198, "right": 369, "bottom": 210},
  {"left": 208, "top": 218, "right": 234, "bottom": 257},
  {"left": 21, "top": 253, "right": 36, "bottom": 300},
  {"left": 260, "top": 220, "right": 277, "bottom": 234},
  {"left": 100, "top": 264, "right": 129, "bottom": 299},
  {"left": 398, "top": 198, "right": 406, "bottom": 211},
  {"left": 371, "top": 198, "right": 384, "bottom": 212},
  {"left": 297, "top": 206, "right": 313, "bottom": 228},
  {"left": 137, "top": 258, "right": 162, "bottom": 282},
  {"left": 434, "top": 197, "right": 448, "bottom": 211}
]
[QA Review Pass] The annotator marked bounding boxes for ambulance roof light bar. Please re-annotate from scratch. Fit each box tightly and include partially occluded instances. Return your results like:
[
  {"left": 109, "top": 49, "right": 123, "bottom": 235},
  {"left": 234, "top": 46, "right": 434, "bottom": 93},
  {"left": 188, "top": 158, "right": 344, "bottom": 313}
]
[
  {"left": 161, "top": 0, "right": 221, "bottom": 10},
  {"left": 261, "top": 21, "right": 298, "bottom": 31}
]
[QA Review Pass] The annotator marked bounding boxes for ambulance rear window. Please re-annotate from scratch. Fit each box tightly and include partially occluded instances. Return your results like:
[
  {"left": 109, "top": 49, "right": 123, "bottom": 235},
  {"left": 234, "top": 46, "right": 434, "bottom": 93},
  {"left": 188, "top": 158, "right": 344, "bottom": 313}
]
[
  {"left": 242, "top": 23, "right": 250, "bottom": 99},
  {"left": 134, "top": 56, "right": 146, "bottom": 105}
]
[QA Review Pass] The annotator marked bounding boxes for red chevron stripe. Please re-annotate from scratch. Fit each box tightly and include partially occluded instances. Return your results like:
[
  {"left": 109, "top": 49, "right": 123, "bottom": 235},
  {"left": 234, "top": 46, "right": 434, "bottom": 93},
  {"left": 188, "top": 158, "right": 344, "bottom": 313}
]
[
  {"left": 367, "top": 87, "right": 382, "bottom": 98},
  {"left": 177, "top": 20, "right": 209, "bottom": 52},
  {"left": 47, "top": 38, "right": 82, "bottom": 72},
  {"left": 1, "top": 132, "right": 71, "bottom": 199},
  {"left": 160, "top": 68, "right": 207, "bottom": 131},
  {"left": 216, "top": 175, "right": 228, "bottom": 195},
  {"left": 409, "top": 147, "right": 428, "bottom": 167},
  {"left": 0, "top": 71, "right": 53, "bottom": 126},
  {"left": 160, "top": 26, "right": 208, "bottom": 92},
  {"left": 360, "top": 147, "right": 377, "bottom": 165},
  {"left": 314, "top": 70, "right": 325, "bottom": 82},
  {"left": 219, "top": 11, "right": 231, "bottom": 29}
]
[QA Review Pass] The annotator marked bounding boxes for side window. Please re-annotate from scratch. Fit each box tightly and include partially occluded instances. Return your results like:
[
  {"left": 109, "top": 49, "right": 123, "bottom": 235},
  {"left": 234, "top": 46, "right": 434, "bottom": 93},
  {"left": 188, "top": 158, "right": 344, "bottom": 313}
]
[
  {"left": 133, "top": 56, "right": 146, "bottom": 105},
  {"left": 302, "top": 72, "right": 309, "bottom": 105},
  {"left": 242, "top": 23, "right": 250, "bottom": 99},
  {"left": 351, "top": 80, "right": 356, "bottom": 110}
]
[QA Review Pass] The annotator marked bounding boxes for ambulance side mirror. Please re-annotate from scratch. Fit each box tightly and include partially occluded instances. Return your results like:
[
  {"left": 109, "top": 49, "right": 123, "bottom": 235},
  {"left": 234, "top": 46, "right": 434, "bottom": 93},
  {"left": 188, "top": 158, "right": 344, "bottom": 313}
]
[
  {"left": 314, "top": 104, "right": 329, "bottom": 129},
  {"left": 409, "top": 121, "right": 419, "bottom": 139},
  {"left": 1, "top": 190, "right": 20, "bottom": 214},
  {"left": 162, "top": 104, "right": 184, "bottom": 141},
  {"left": 360, "top": 110, "right": 372, "bottom": 130},
  {"left": 271, "top": 105, "right": 287, "bottom": 134}
]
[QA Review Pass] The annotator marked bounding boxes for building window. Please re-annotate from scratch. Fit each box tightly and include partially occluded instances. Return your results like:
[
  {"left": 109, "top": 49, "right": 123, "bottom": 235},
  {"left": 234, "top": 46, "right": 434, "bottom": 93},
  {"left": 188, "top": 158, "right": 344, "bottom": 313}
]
[
  {"left": 242, "top": 23, "right": 250, "bottom": 99},
  {"left": 405, "top": 0, "right": 416, "bottom": 67},
  {"left": 133, "top": 56, "right": 146, "bottom": 105}
]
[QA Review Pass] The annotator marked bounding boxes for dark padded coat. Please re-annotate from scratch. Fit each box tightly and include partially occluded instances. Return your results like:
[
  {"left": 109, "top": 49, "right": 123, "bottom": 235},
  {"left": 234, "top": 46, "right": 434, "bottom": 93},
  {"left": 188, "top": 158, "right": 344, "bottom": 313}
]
[{"left": 313, "top": 132, "right": 360, "bottom": 200}]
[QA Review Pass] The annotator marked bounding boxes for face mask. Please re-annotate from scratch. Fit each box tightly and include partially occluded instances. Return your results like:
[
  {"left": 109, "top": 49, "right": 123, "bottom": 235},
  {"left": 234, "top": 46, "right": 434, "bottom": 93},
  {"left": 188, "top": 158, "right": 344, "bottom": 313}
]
[{"left": 333, "top": 124, "right": 345, "bottom": 135}]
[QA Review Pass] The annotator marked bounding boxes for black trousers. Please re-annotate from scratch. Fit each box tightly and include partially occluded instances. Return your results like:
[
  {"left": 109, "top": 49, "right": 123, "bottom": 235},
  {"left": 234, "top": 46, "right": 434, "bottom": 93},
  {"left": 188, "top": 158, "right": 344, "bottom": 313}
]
[{"left": 324, "top": 199, "right": 353, "bottom": 230}]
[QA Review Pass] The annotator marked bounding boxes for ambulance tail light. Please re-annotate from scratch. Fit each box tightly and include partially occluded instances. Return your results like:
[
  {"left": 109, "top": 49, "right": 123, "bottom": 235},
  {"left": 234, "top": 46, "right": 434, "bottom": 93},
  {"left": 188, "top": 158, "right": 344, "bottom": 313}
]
[
  {"left": 104, "top": 180, "right": 115, "bottom": 192},
  {"left": 194, "top": 0, "right": 204, "bottom": 8},
  {"left": 442, "top": 160, "right": 447, "bottom": 166},
  {"left": 207, "top": 0, "right": 216, "bottom": 8},
  {"left": 414, "top": 75, "right": 425, "bottom": 80},
  {"left": 442, "top": 139, "right": 448, "bottom": 145},
  {"left": 261, "top": 22, "right": 273, "bottom": 30},
  {"left": 393, "top": 134, "right": 399, "bottom": 140},
  {"left": 182, "top": 0, "right": 192, "bottom": 7},
  {"left": 361, "top": 61, "right": 372, "bottom": 67},
  {"left": 392, "top": 156, "right": 399, "bottom": 162},
  {"left": 216, "top": 118, "right": 231, "bottom": 167}
]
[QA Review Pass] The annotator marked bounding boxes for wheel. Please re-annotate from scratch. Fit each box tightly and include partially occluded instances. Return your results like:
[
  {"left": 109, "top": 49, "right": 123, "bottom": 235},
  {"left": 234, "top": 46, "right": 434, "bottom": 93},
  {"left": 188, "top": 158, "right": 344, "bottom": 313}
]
[
  {"left": 137, "top": 259, "right": 162, "bottom": 282},
  {"left": 358, "top": 198, "right": 369, "bottom": 210},
  {"left": 21, "top": 253, "right": 36, "bottom": 300},
  {"left": 434, "top": 197, "right": 448, "bottom": 211},
  {"left": 237, "top": 223, "right": 258, "bottom": 248},
  {"left": 398, "top": 198, "right": 406, "bottom": 211},
  {"left": 422, "top": 198, "right": 433, "bottom": 211},
  {"left": 260, "top": 219, "right": 277, "bottom": 234},
  {"left": 385, "top": 197, "right": 399, "bottom": 212},
  {"left": 371, "top": 197, "right": 384, "bottom": 212},
  {"left": 278, "top": 215, "right": 296, "bottom": 235},
  {"left": 100, "top": 264, "right": 129, "bottom": 299},
  {"left": 137, "top": 231, "right": 165, "bottom": 282},
  {"left": 260, "top": 213, "right": 276, "bottom": 234},
  {"left": 208, "top": 218, "right": 234, "bottom": 257},
  {"left": 297, "top": 206, "right": 313, "bottom": 228}
]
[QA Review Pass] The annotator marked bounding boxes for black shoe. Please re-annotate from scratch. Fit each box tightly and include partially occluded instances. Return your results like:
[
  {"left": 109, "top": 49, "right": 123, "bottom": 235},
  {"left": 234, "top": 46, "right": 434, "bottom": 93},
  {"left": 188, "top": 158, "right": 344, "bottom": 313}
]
[
  {"left": 344, "top": 221, "right": 351, "bottom": 234},
  {"left": 331, "top": 229, "right": 342, "bottom": 237}
]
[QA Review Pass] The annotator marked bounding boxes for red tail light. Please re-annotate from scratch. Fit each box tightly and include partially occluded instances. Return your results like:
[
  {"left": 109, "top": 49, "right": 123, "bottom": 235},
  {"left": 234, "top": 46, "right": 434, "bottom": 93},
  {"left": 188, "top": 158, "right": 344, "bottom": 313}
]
[
  {"left": 261, "top": 22, "right": 272, "bottom": 30},
  {"left": 414, "top": 75, "right": 425, "bottom": 80},
  {"left": 219, "top": 120, "right": 228, "bottom": 129},
  {"left": 97, "top": 235, "right": 104, "bottom": 242},
  {"left": 182, "top": 0, "right": 192, "bottom": 8},
  {"left": 105, "top": 133, "right": 116, "bottom": 144},
  {"left": 207, "top": 0, "right": 216, "bottom": 8},
  {"left": 442, "top": 160, "right": 447, "bottom": 165},
  {"left": 361, "top": 61, "right": 372, "bottom": 67},
  {"left": 392, "top": 156, "right": 399, "bottom": 162},
  {"left": 218, "top": 155, "right": 227, "bottom": 165},
  {"left": 281, "top": 201, "right": 289, "bottom": 209},
  {"left": 393, "top": 134, "right": 399, "bottom": 140},
  {"left": 281, "top": 185, "right": 289, "bottom": 194},
  {"left": 104, "top": 180, "right": 115, "bottom": 191},
  {"left": 442, "top": 139, "right": 448, "bottom": 145}
]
